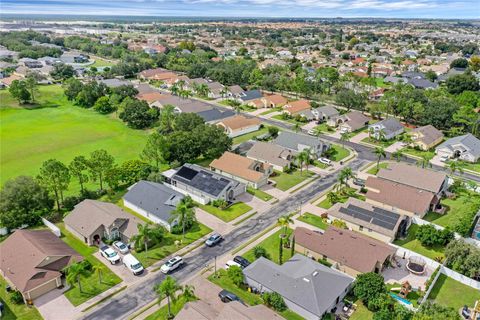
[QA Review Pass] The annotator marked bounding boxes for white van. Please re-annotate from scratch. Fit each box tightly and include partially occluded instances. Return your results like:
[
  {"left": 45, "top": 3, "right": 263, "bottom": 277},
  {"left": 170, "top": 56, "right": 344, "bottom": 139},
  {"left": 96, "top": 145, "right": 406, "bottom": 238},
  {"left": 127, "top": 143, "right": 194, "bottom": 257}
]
[
  {"left": 123, "top": 254, "right": 144, "bottom": 275},
  {"left": 225, "top": 260, "right": 241, "bottom": 270}
]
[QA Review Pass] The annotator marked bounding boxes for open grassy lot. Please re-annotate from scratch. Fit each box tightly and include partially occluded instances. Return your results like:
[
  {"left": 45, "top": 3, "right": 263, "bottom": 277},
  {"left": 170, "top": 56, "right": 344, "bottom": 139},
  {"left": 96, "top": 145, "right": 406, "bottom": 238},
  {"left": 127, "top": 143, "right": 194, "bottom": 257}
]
[
  {"left": 271, "top": 170, "right": 315, "bottom": 191},
  {"left": 247, "top": 186, "right": 274, "bottom": 201},
  {"left": 297, "top": 213, "right": 329, "bottom": 230},
  {"left": 393, "top": 224, "right": 445, "bottom": 261},
  {"left": 0, "top": 85, "right": 149, "bottom": 194},
  {"left": 428, "top": 274, "right": 480, "bottom": 311},
  {"left": 57, "top": 223, "right": 122, "bottom": 306},
  {"left": 0, "top": 276, "right": 43, "bottom": 320},
  {"left": 366, "top": 162, "right": 389, "bottom": 175},
  {"left": 199, "top": 202, "right": 252, "bottom": 222},
  {"left": 243, "top": 228, "right": 293, "bottom": 265},
  {"left": 133, "top": 222, "right": 212, "bottom": 268},
  {"left": 330, "top": 144, "right": 350, "bottom": 162}
]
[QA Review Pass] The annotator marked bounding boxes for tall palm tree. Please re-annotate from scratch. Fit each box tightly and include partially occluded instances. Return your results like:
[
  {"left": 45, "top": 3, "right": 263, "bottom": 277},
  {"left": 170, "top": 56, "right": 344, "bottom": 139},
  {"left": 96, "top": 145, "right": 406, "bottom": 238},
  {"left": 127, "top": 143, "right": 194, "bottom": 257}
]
[
  {"left": 155, "top": 276, "right": 182, "bottom": 319},
  {"left": 338, "top": 167, "right": 355, "bottom": 187},
  {"left": 92, "top": 264, "right": 106, "bottom": 284},
  {"left": 448, "top": 161, "right": 464, "bottom": 175},
  {"left": 182, "top": 284, "right": 196, "bottom": 301},
  {"left": 176, "top": 79, "right": 186, "bottom": 91},
  {"left": 300, "top": 148, "right": 313, "bottom": 173},
  {"left": 374, "top": 147, "right": 386, "bottom": 170},
  {"left": 64, "top": 261, "right": 89, "bottom": 293},
  {"left": 340, "top": 132, "right": 350, "bottom": 149},
  {"left": 277, "top": 214, "right": 293, "bottom": 238},
  {"left": 293, "top": 123, "right": 301, "bottom": 133},
  {"left": 132, "top": 223, "right": 155, "bottom": 253},
  {"left": 392, "top": 149, "right": 403, "bottom": 162},
  {"left": 160, "top": 104, "right": 176, "bottom": 134},
  {"left": 296, "top": 151, "right": 308, "bottom": 174},
  {"left": 196, "top": 83, "right": 210, "bottom": 98},
  {"left": 170, "top": 196, "right": 196, "bottom": 239},
  {"left": 170, "top": 83, "right": 180, "bottom": 96},
  {"left": 418, "top": 154, "right": 432, "bottom": 169}
]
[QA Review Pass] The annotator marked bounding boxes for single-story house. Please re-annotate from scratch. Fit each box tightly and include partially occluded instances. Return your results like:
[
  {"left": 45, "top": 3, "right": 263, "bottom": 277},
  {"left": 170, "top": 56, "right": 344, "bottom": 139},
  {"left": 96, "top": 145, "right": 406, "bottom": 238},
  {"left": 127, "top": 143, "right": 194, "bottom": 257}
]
[
  {"left": 136, "top": 91, "right": 168, "bottom": 106},
  {"left": 138, "top": 68, "right": 175, "bottom": 81},
  {"left": 409, "top": 125, "right": 444, "bottom": 150},
  {"left": 261, "top": 94, "right": 288, "bottom": 108},
  {"left": 274, "top": 131, "right": 330, "bottom": 158},
  {"left": 176, "top": 300, "right": 282, "bottom": 320},
  {"left": 368, "top": 118, "right": 404, "bottom": 140},
  {"left": 294, "top": 226, "right": 396, "bottom": 277},
  {"left": 216, "top": 115, "right": 262, "bottom": 138},
  {"left": 0, "top": 230, "right": 83, "bottom": 302},
  {"left": 246, "top": 141, "right": 295, "bottom": 171},
  {"left": 239, "top": 89, "right": 263, "bottom": 103},
  {"left": 99, "top": 78, "right": 132, "bottom": 88},
  {"left": 210, "top": 151, "right": 272, "bottom": 189},
  {"left": 206, "top": 81, "right": 225, "bottom": 99},
  {"left": 196, "top": 108, "right": 235, "bottom": 123},
  {"left": 123, "top": 180, "right": 185, "bottom": 231},
  {"left": 312, "top": 106, "right": 342, "bottom": 126},
  {"left": 243, "top": 254, "right": 354, "bottom": 320},
  {"left": 327, "top": 198, "right": 409, "bottom": 243},
  {"left": 227, "top": 85, "right": 245, "bottom": 99},
  {"left": 435, "top": 133, "right": 480, "bottom": 163},
  {"left": 167, "top": 164, "right": 246, "bottom": 205},
  {"left": 339, "top": 111, "right": 370, "bottom": 133},
  {"left": 377, "top": 163, "right": 448, "bottom": 196},
  {"left": 283, "top": 99, "right": 311, "bottom": 116},
  {"left": 365, "top": 176, "right": 438, "bottom": 218},
  {"left": 64, "top": 199, "right": 144, "bottom": 246}
]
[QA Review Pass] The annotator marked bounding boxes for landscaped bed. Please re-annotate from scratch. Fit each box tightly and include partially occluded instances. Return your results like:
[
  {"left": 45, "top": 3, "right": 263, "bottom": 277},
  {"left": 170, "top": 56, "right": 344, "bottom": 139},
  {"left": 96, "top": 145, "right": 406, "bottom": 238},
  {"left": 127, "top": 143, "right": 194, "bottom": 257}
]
[
  {"left": 317, "top": 188, "right": 366, "bottom": 209},
  {"left": 199, "top": 202, "right": 253, "bottom": 222},
  {"left": 270, "top": 170, "right": 315, "bottom": 191},
  {"left": 428, "top": 274, "right": 480, "bottom": 311},
  {"left": 361, "top": 137, "right": 395, "bottom": 148},
  {"left": 366, "top": 162, "right": 389, "bottom": 175},
  {"left": 393, "top": 224, "right": 445, "bottom": 261},
  {"left": 297, "top": 213, "right": 329, "bottom": 230}
]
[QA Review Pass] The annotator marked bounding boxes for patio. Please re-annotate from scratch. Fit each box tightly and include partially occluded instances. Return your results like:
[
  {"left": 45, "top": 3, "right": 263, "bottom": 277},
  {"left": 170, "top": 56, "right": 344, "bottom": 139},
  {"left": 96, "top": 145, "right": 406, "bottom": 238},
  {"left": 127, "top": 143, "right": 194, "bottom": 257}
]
[{"left": 382, "top": 256, "right": 433, "bottom": 291}]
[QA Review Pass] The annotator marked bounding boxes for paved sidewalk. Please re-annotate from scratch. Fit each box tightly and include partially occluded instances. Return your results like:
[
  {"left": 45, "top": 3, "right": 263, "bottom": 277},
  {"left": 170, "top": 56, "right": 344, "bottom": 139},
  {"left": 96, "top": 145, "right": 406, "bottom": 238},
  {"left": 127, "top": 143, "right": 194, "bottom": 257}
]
[{"left": 249, "top": 108, "right": 269, "bottom": 116}]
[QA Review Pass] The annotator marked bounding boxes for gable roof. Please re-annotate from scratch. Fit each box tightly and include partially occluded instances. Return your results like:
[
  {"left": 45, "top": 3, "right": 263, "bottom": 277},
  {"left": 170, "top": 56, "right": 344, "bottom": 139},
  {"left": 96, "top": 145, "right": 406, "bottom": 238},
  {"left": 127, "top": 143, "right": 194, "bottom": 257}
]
[
  {"left": 436, "top": 133, "right": 480, "bottom": 158},
  {"left": 263, "top": 94, "right": 288, "bottom": 105},
  {"left": 196, "top": 108, "right": 235, "bottom": 122},
  {"left": 284, "top": 99, "right": 311, "bottom": 114},
  {"left": 315, "top": 105, "right": 339, "bottom": 117},
  {"left": 274, "top": 131, "right": 326, "bottom": 152},
  {"left": 228, "top": 85, "right": 245, "bottom": 95},
  {"left": 240, "top": 90, "right": 263, "bottom": 102},
  {"left": 411, "top": 125, "right": 444, "bottom": 146},
  {"left": 372, "top": 118, "right": 404, "bottom": 135},
  {"left": 217, "top": 115, "right": 261, "bottom": 131},
  {"left": 123, "top": 181, "right": 184, "bottom": 223},
  {"left": 0, "top": 230, "right": 83, "bottom": 292},
  {"left": 243, "top": 254, "right": 353, "bottom": 317},
  {"left": 344, "top": 111, "right": 370, "bottom": 130},
  {"left": 210, "top": 152, "right": 270, "bottom": 183},
  {"left": 246, "top": 141, "right": 293, "bottom": 168},
  {"left": 136, "top": 91, "right": 166, "bottom": 103},
  {"left": 294, "top": 227, "right": 396, "bottom": 273},
  {"left": 377, "top": 163, "right": 446, "bottom": 193}
]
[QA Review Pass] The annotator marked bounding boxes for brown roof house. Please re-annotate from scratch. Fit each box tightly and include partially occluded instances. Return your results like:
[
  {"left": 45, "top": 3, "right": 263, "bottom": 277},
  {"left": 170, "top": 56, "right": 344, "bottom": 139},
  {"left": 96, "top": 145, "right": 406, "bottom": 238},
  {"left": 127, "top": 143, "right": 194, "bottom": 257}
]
[
  {"left": 216, "top": 115, "right": 261, "bottom": 138},
  {"left": 246, "top": 141, "right": 295, "bottom": 172},
  {"left": 409, "top": 125, "right": 444, "bottom": 150},
  {"left": 261, "top": 94, "right": 288, "bottom": 108},
  {"left": 339, "top": 111, "right": 370, "bottom": 133},
  {"left": 64, "top": 200, "right": 144, "bottom": 246},
  {"left": 283, "top": 99, "right": 311, "bottom": 116},
  {"left": 0, "top": 230, "right": 83, "bottom": 302},
  {"left": 210, "top": 152, "right": 272, "bottom": 189},
  {"left": 294, "top": 227, "right": 396, "bottom": 277}
]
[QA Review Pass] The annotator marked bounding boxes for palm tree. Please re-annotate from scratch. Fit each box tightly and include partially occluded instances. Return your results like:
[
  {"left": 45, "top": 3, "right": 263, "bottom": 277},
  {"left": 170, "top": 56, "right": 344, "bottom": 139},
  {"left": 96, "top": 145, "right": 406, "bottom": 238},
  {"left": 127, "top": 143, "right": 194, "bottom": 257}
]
[
  {"left": 392, "top": 149, "right": 403, "bottom": 162},
  {"left": 170, "top": 83, "right": 180, "bottom": 96},
  {"left": 132, "top": 223, "right": 155, "bottom": 253},
  {"left": 182, "top": 284, "right": 196, "bottom": 301},
  {"left": 64, "top": 261, "right": 89, "bottom": 293},
  {"left": 277, "top": 214, "right": 293, "bottom": 238},
  {"left": 220, "top": 87, "right": 228, "bottom": 98},
  {"left": 374, "top": 147, "right": 386, "bottom": 170},
  {"left": 448, "top": 161, "right": 464, "bottom": 175},
  {"left": 293, "top": 123, "right": 301, "bottom": 133},
  {"left": 338, "top": 167, "right": 355, "bottom": 187},
  {"left": 170, "top": 196, "right": 196, "bottom": 239},
  {"left": 179, "top": 89, "right": 192, "bottom": 99},
  {"left": 313, "top": 126, "right": 323, "bottom": 139},
  {"left": 227, "top": 99, "right": 242, "bottom": 113},
  {"left": 418, "top": 154, "right": 432, "bottom": 169},
  {"left": 155, "top": 276, "right": 182, "bottom": 319},
  {"left": 295, "top": 151, "right": 307, "bottom": 174},
  {"left": 176, "top": 79, "right": 186, "bottom": 90},
  {"left": 196, "top": 83, "right": 210, "bottom": 98},
  {"left": 340, "top": 132, "right": 350, "bottom": 149},
  {"left": 327, "top": 191, "right": 340, "bottom": 205},
  {"left": 92, "top": 264, "right": 106, "bottom": 284},
  {"left": 160, "top": 104, "right": 176, "bottom": 134}
]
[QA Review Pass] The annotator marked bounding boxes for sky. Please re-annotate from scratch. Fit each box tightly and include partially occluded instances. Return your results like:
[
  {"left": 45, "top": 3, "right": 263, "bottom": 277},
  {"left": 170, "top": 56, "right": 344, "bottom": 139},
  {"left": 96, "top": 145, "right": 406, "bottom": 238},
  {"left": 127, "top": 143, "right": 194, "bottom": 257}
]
[{"left": 0, "top": 0, "right": 478, "bottom": 19}]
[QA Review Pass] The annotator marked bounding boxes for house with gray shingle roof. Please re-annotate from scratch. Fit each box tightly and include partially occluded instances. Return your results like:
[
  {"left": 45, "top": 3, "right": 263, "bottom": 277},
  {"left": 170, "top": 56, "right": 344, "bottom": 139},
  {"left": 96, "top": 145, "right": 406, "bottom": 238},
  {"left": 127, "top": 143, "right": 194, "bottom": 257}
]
[
  {"left": 368, "top": 118, "right": 404, "bottom": 140},
  {"left": 243, "top": 254, "right": 353, "bottom": 320},
  {"left": 435, "top": 133, "right": 480, "bottom": 163},
  {"left": 274, "top": 131, "right": 330, "bottom": 157}
]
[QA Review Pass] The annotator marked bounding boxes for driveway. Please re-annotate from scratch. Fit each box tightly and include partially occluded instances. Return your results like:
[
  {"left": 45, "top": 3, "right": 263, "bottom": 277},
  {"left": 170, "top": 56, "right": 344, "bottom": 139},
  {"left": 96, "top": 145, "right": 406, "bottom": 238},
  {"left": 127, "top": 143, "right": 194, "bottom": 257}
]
[
  {"left": 195, "top": 207, "right": 232, "bottom": 234},
  {"left": 93, "top": 251, "right": 148, "bottom": 284},
  {"left": 385, "top": 141, "right": 405, "bottom": 153},
  {"left": 350, "top": 131, "right": 369, "bottom": 144},
  {"left": 35, "top": 286, "right": 78, "bottom": 320}
]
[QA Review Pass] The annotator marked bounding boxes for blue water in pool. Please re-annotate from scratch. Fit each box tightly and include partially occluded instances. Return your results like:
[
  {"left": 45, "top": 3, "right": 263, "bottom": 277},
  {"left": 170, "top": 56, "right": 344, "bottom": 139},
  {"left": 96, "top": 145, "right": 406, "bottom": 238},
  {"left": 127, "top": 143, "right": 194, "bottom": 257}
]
[{"left": 389, "top": 292, "right": 412, "bottom": 305}]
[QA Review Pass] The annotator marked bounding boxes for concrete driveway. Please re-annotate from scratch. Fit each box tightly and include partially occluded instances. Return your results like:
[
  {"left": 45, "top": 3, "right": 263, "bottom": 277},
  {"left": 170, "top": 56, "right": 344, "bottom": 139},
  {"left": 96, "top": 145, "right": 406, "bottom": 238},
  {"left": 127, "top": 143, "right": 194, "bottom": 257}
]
[
  {"left": 35, "top": 286, "right": 78, "bottom": 320},
  {"left": 385, "top": 141, "right": 406, "bottom": 153},
  {"left": 93, "top": 251, "right": 148, "bottom": 284}
]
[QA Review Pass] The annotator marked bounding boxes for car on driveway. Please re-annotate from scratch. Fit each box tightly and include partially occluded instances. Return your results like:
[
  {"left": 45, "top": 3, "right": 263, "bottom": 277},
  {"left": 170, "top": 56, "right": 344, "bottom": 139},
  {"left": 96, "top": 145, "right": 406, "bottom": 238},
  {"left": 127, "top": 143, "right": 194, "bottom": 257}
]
[
  {"left": 318, "top": 157, "right": 332, "bottom": 166},
  {"left": 161, "top": 256, "right": 184, "bottom": 274},
  {"left": 233, "top": 256, "right": 250, "bottom": 268},
  {"left": 353, "top": 178, "right": 365, "bottom": 187},
  {"left": 218, "top": 290, "right": 240, "bottom": 303},
  {"left": 225, "top": 260, "right": 241, "bottom": 270},
  {"left": 123, "top": 254, "right": 144, "bottom": 275},
  {"left": 205, "top": 233, "right": 223, "bottom": 247},
  {"left": 113, "top": 241, "right": 129, "bottom": 254},
  {"left": 100, "top": 245, "right": 121, "bottom": 264}
]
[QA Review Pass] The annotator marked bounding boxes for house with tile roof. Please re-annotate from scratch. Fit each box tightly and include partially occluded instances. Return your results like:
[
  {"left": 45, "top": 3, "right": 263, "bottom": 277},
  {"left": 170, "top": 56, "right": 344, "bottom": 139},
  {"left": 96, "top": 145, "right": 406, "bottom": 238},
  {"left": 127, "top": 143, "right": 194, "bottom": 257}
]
[
  {"left": 216, "top": 115, "right": 262, "bottom": 138},
  {"left": 283, "top": 99, "right": 311, "bottom": 116}
]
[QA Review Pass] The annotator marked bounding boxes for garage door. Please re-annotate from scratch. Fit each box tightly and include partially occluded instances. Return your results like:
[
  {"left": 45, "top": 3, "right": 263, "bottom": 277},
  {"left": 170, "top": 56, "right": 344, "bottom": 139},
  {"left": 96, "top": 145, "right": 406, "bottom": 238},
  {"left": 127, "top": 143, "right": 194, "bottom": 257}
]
[{"left": 28, "top": 277, "right": 59, "bottom": 300}]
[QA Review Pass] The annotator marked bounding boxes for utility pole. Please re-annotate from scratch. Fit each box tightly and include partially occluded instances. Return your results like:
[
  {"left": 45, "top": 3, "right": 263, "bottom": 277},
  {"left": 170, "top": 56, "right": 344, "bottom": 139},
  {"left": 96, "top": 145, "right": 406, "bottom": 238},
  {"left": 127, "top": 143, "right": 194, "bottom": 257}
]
[{"left": 214, "top": 255, "right": 217, "bottom": 278}]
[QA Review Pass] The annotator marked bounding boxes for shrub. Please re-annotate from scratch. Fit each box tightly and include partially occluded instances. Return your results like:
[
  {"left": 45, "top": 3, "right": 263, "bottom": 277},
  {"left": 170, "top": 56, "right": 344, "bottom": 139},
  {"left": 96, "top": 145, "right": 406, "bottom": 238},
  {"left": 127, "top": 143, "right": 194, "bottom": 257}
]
[
  {"left": 10, "top": 291, "right": 24, "bottom": 304},
  {"left": 212, "top": 199, "right": 228, "bottom": 209},
  {"left": 227, "top": 265, "right": 244, "bottom": 286},
  {"left": 262, "top": 292, "right": 287, "bottom": 312},
  {"left": 318, "top": 258, "right": 332, "bottom": 267},
  {"left": 415, "top": 224, "right": 454, "bottom": 247},
  {"left": 253, "top": 246, "right": 270, "bottom": 259}
]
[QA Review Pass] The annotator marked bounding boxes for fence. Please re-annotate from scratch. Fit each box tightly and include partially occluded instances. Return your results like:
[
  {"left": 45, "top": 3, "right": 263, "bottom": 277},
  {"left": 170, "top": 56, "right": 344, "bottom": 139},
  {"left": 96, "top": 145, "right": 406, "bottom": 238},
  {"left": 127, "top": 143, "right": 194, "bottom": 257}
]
[{"left": 42, "top": 218, "right": 61, "bottom": 237}]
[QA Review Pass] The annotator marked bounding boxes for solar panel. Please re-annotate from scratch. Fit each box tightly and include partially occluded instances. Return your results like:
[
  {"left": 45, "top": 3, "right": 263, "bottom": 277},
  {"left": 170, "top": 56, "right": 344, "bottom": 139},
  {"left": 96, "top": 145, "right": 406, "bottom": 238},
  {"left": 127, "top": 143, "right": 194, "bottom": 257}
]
[
  {"left": 338, "top": 204, "right": 400, "bottom": 231},
  {"left": 176, "top": 166, "right": 198, "bottom": 181}
]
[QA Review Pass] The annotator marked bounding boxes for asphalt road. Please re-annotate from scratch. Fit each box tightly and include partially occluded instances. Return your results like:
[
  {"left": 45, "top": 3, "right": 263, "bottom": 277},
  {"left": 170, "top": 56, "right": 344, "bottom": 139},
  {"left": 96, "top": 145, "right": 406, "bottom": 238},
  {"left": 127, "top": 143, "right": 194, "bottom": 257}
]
[{"left": 82, "top": 158, "right": 368, "bottom": 320}]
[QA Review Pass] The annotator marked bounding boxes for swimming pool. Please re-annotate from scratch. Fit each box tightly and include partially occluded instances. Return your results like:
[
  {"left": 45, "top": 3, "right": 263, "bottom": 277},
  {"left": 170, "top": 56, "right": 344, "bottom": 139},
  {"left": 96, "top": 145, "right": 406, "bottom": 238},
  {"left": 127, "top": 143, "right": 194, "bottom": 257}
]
[{"left": 389, "top": 292, "right": 412, "bottom": 305}]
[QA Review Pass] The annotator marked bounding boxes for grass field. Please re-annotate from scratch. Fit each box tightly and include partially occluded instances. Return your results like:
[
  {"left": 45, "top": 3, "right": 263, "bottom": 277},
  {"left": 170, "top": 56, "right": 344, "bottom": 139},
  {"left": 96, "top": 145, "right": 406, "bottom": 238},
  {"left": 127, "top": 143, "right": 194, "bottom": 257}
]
[
  {"left": 271, "top": 170, "right": 314, "bottom": 191},
  {"left": 89, "top": 57, "right": 116, "bottom": 68},
  {"left": 247, "top": 186, "right": 274, "bottom": 201},
  {"left": 0, "top": 85, "right": 149, "bottom": 194},
  {"left": 198, "top": 202, "right": 252, "bottom": 222},
  {"left": 297, "top": 213, "right": 329, "bottom": 230},
  {"left": 330, "top": 144, "right": 350, "bottom": 162},
  {"left": 243, "top": 228, "right": 293, "bottom": 265},
  {"left": 393, "top": 224, "right": 445, "bottom": 261},
  {"left": 428, "top": 274, "right": 480, "bottom": 311},
  {"left": 366, "top": 162, "right": 389, "bottom": 175},
  {"left": 0, "top": 276, "right": 43, "bottom": 320}
]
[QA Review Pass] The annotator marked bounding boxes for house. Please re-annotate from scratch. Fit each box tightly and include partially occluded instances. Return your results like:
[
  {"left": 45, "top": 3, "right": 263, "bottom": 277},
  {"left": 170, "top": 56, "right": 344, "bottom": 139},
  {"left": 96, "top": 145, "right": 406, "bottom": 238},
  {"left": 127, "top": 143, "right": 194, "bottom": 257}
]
[
  {"left": 123, "top": 181, "right": 184, "bottom": 231},
  {"left": 227, "top": 85, "right": 245, "bottom": 99},
  {"left": 138, "top": 68, "right": 175, "bottom": 81},
  {"left": 435, "top": 133, "right": 480, "bottom": 163},
  {"left": 210, "top": 152, "right": 272, "bottom": 189},
  {"left": 274, "top": 131, "right": 330, "bottom": 158},
  {"left": 100, "top": 78, "right": 132, "bottom": 88},
  {"left": 409, "top": 125, "right": 444, "bottom": 150},
  {"left": 64, "top": 199, "right": 144, "bottom": 246},
  {"left": 294, "top": 227, "right": 396, "bottom": 277},
  {"left": 136, "top": 91, "right": 167, "bottom": 106},
  {"left": 0, "top": 230, "right": 83, "bottom": 302},
  {"left": 339, "top": 111, "right": 370, "bottom": 133},
  {"left": 312, "top": 106, "right": 342, "bottom": 126},
  {"left": 239, "top": 89, "right": 263, "bottom": 103},
  {"left": 246, "top": 141, "right": 294, "bottom": 171},
  {"left": 216, "top": 115, "right": 262, "bottom": 138},
  {"left": 365, "top": 177, "right": 438, "bottom": 218},
  {"left": 408, "top": 78, "right": 438, "bottom": 90},
  {"left": 196, "top": 108, "right": 235, "bottom": 123},
  {"left": 283, "top": 99, "right": 311, "bottom": 116},
  {"left": 261, "top": 94, "right": 288, "bottom": 108},
  {"left": 243, "top": 254, "right": 353, "bottom": 320},
  {"left": 368, "top": 118, "right": 404, "bottom": 140},
  {"left": 0, "top": 74, "right": 22, "bottom": 87},
  {"left": 176, "top": 300, "right": 282, "bottom": 320},
  {"left": 377, "top": 163, "right": 448, "bottom": 195},
  {"left": 167, "top": 164, "right": 246, "bottom": 205},
  {"left": 205, "top": 81, "right": 225, "bottom": 99},
  {"left": 327, "top": 198, "right": 409, "bottom": 243}
]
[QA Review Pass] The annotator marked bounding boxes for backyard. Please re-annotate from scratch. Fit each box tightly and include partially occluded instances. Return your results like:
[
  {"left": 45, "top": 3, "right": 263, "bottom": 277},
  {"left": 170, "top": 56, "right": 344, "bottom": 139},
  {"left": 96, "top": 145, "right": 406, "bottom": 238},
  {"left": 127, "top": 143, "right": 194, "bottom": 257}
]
[
  {"left": 0, "top": 276, "right": 43, "bottom": 320},
  {"left": 297, "top": 212, "right": 329, "bottom": 230},
  {"left": 428, "top": 274, "right": 480, "bottom": 311},
  {"left": 271, "top": 170, "right": 315, "bottom": 191},
  {"left": 243, "top": 228, "right": 294, "bottom": 265},
  {"left": 89, "top": 57, "right": 116, "bottom": 68},
  {"left": 0, "top": 85, "right": 149, "bottom": 194},
  {"left": 393, "top": 224, "right": 445, "bottom": 261},
  {"left": 198, "top": 202, "right": 253, "bottom": 222},
  {"left": 232, "top": 126, "right": 272, "bottom": 145}
]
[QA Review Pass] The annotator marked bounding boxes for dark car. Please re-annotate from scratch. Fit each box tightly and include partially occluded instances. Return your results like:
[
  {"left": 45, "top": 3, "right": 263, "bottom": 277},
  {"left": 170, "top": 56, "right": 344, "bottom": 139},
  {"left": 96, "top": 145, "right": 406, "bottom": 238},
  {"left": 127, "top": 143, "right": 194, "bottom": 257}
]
[
  {"left": 353, "top": 178, "right": 365, "bottom": 187},
  {"left": 205, "top": 233, "right": 223, "bottom": 247},
  {"left": 218, "top": 289, "right": 240, "bottom": 303},
  {"left": 233, "top": 255, "right": 250, "bottom": 269}
]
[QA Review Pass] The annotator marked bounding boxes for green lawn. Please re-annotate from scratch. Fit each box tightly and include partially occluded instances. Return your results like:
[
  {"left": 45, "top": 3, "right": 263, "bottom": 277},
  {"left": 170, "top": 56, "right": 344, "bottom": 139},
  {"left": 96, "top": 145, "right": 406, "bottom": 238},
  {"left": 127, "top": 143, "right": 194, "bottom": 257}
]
[
  {"left": 423, "top": 190, "right": 480, "bottom": 233},
  {"left": 271, "top": 170, "right": 315, "bottom": 191},
  {"left": 393, "top": 224, "right": 445, "bottom": 261},
  {"left": 0, "top": 85, "right": 149, "bottom": 194},
  {"left": 247, "top": 186, "right": 274, "bottom": 201},
  {"left": 401, "top": 147, "right": 435, "bottom": 160},
  {"left": 57, "top": 223, "right": 122, "bottom": 306},
  {"left": 133, "top": 222, "right": 212, "bottom": 268},
  {"left": 259, "top": 107, "right": 282, "bottom": 115},
  {"left": 386, "top": 283, "right": 421, "bottom": 307},
  {"left": 243, "top": 228, "right": 293, "bottom": 265},
  {"left": 144, "top": 295, "right": 195, "bottom": 320},
  {"left": 311, "top": 123, "right": 332, "bottom": 133},
  {"left": 232, "top": 127, "right": 270, "bottom": 145},
  {"left": 455, "top": 160, "right": 480, "bottom": 174},
  {"left": 429, "top": 274, "right": 480, "bottom": 311},
  {"left": 317, "top": 188, "right": 366, "bottom": 209},
  {"left": 330, "top": 144, "right": 350, "bottom": 162},
  {"left": 297, "top": 213, "right": 329, "bottom": 230},
  {"left": 0, "top": 276, "right": 43, "bottom": 320},
  {"left": 366, "top": 162, "right": 389, "bottom": 175},
  {"left": 199, "top": 202, "right": 252, "bottom": 222},
  {"left": 349, "top": 300, "right": 374, "bottom": 320},
  {"left": 90, "top": 57, "right": 116, "bottom": 68},
  {"left": 361, "top": 137, "right": 395, "bottom": 148}
]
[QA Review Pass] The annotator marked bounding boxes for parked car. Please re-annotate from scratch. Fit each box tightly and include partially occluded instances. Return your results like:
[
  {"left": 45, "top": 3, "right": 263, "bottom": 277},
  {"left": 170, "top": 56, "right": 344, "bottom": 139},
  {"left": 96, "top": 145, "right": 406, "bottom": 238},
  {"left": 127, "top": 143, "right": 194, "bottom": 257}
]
[
  {"left": 353, "top": 178, "right": 365, "bottom": 187},
  {"left": 318, "top": 157, "right": 332, "bottom": 165},
  {"left": 218, "top": 289, "right": 240, "bottom": 303},
  {"left": 439, "top": 155, "right": 449, "bottom": 163},
  {"left": 205, "top": 233, "right": 223, "bottom": 247},
  {"left": 161, "top": 256, "right": 184, "bottom": 274},
  {"left": 100, "top": 245, "right": 121, "bottom": 264},
  {"left": 123, "top": 254, "right": 144, "bottom": 275},
  {"left": 225, "top": 260, "right": 241, "bottom": 270},
  {"left": 307, "top": 129, "right": 317, "bottom": 136},
  {"left": 113, "top": 241, "right": 129, "bottom": 254},
  {"left": 233, "top": 256, "right": 250, "bottom": 269}
]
